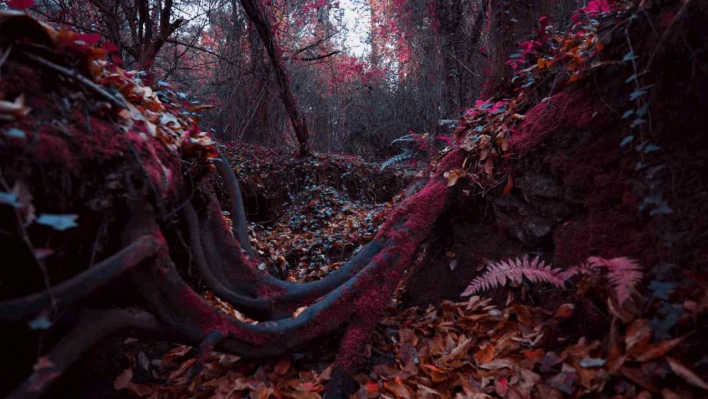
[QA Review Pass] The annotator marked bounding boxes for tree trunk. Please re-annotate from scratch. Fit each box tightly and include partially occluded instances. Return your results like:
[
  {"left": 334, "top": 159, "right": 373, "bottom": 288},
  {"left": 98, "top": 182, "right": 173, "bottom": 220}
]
[
  {"left": 481, "top": 0, "right": 547, "bottom": 99},
  {"left": 239, "top": 0, "right": 310, "bottom": 156}
]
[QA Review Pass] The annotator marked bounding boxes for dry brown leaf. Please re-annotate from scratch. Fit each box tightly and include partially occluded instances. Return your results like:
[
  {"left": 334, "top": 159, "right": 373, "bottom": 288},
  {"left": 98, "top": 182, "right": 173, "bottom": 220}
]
[
  {"left": 124, "top": 383, "right": 154, "bottom": 397},
  {"left": 445, "top": 169, "right": 465, "bottom": 187},
  {"left": 0, "top": 94, "right": 32, "bottom": 117},
  {"left": 634, "top": 337, "right": 684, "bottom": 362},
  {"left": 168, "top": 357, "right": 196, "bottom": 382},
  {"left": 625, "top": 319, "right": 652, "bottom": 356},
  {"left": 554, "top": 303, "right": 575, "bottom": 319},
  {"left": 161, "top": 345, "right": 191, "bottom": 366},
  {"left": 666, "top": 356, "right": 708, "bottom": 391},
  {"left": 661, "top": 389, "right": 680, "bottom": 399},
  {"left": 384, "top": 379, "right": 412, "bottom": 399},
  {"left": 474, "top": 343, "right": 495, "bottom": 365},
  {"left": 113, "top": 367, "right": 133, "bottom": 390},
  {"left": 479, "top": 359, "right": 512, "bottom": 370},
  {"left": 318, "top": 363, "right": 333, "bottom": 382},
  {"left": 484, "top": 159, "right": 493, "bottom": 177},
  {"left": 275, "top": 358, "right": 291, "bottom": 375},
  {"left": 293, "top": 306, "right": 307, "bottom": 318},
  {"left": 503, "top": 175, "right": 513, "bottom": 195},
  {"left": 620, "top": 367, "right": 660, "bottom": 392}
]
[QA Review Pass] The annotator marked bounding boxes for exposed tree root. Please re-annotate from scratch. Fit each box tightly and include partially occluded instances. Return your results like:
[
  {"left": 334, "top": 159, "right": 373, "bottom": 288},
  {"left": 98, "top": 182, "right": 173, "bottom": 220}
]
[
  {"left": 214, "top": 154, "right": 255, "bottom": 258},
  {"left": 0, "top": 11, "right": 467, "bottom": 394},
  {"left": 7, "top": 308, "right": 162, "bottom": 399},
  {"left": 0, "top": 236, "right": 161, "bottom": 320}
]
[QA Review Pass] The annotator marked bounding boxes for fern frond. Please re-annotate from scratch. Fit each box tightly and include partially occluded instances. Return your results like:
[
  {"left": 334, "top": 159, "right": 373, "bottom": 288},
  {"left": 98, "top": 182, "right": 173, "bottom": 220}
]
[
  {"left": 380, "top": 151, "right": 414, "bottom": 171},
  {"left": 461, "top": 255, "right": 566, "bottom": 297},
  {"left": 588, "top": 257, "right": 643, "bottom": 304},
  {"left": 557, "top": 261, "right": 598, "bottom": 280},
  {"left": 390, "top": 134, "right": 416, "bottom": 144}
]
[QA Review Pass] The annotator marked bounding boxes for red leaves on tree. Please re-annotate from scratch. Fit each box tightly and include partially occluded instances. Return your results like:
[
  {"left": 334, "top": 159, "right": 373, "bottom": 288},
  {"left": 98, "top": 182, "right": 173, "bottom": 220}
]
[{"left": 7, "top": 0, "right": 33, "bottom": 10}]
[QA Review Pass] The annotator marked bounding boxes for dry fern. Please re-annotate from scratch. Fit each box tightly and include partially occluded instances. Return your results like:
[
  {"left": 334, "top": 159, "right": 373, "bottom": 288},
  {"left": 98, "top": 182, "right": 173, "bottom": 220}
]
[
  {"left": 587, "top": 257, "right": 643, "bottom": 304},
  {"left": 462, "top": 254, "right": 644, "bottom": 305},
  {"left": 461, "top": 255, "right": 565, "bottom": 297}
]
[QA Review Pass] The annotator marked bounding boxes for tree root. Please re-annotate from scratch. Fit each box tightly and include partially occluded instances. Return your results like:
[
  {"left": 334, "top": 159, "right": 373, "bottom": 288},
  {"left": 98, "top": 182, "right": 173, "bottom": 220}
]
[
  {"left": 0, "top": 236, "right": 162, "bottom": 320},
  {"left": 214, "top": 154, "right": 255, "bottom": 258},
  {"left": 3, "top": 133, "right": 464, "bottom": 396},
  {"left": 7, "top": 308, "right": 162, "bottom": 399}
]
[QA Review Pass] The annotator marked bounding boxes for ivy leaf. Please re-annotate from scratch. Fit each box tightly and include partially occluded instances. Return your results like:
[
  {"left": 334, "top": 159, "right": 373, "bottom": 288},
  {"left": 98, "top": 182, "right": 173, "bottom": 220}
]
[
  {"left": 643, "top": 143, "right": 661, "bottom": 153},
  {"left": 0, "top": 191, "right": 20, "bottom": 208},
  {"left": 636, "top": 103, "right": 650, "bottom": 116},
  {"left": 622, "top": 109, "right": 634, "bottom": 119},
  {"left": 36, "top": 214, "right": 79, "bottom": 231},
  {"left": 29, "top": 312, "right": 52, "bottom": 330},
  {"left": 629, "top": 90, "right": 647, "bottom": 101},
  {"left": 649, "top": 280, "right": 675, "bottom": 300},
  {"left": 631, "top": 118, "right": 646, "bottom": 128},
  {"left": 625, "top": 73, "right": 638, "bottom": 83},
  {"left": 4, "top": 127, "right": 26, "bottom": 139},
  {"left": 508, "top": 53, "right": 523, "bottom": 59},
  {"left": 620, "top": 136, "right": 634, "bottom": 147},
  {"left": 622, "top": 51, "right": 638, "bottom": 62},
  {"left": 650, "top": 303, "right": 682, "bottom": 340},
  {"left": 650, "top": 202, "right": 673, "bottom": 216}
]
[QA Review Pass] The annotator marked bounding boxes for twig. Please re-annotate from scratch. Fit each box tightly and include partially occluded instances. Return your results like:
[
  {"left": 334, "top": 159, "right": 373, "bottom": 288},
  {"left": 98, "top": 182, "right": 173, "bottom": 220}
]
[
  {"left": 0, "top": 170, "right": 57, "bottom": 314},
  {"left": 450, "top": 53, "right": 482, "bottom": 78},
  {"left": 22, "top": 52, "right": 126, "bottom": 110},
  {"left": 0, "top": 43, "right": 13, "bottom": 79}
]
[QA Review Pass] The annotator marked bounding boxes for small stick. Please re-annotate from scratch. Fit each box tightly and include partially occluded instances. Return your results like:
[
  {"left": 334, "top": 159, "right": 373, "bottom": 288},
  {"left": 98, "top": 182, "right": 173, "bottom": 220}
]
[{"left": 22, "top": 52, "right": 125, "bottom": 111}]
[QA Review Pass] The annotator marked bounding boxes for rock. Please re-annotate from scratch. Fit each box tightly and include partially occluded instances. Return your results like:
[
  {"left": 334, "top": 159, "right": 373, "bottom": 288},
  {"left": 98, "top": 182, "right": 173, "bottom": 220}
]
[{"left": 518, "top": 173, "right": 562, "bottom": 199}]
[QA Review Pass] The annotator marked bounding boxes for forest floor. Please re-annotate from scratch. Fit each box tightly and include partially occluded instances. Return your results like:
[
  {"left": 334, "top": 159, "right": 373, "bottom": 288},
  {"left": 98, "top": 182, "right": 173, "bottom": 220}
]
[{"left": 108, "top": 147, "right": 707, "bottom": 399}]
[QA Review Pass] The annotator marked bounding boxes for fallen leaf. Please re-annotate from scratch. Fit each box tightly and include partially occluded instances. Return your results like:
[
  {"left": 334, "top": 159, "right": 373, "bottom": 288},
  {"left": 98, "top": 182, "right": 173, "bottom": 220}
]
[
  {"left": 275, "top": 358, "right": 290, "bottom": 375},
  {"left": 661, "top": 388, "right": 680, "bottom": 399},
  {"left": 0, "top": 94, "right": 31, "bottom": 116},
  {"left": 445, "top": 169, "right": 465, "bottom": 187},
  {"left": 635, "top": 337, "right": 684, "bottom": 362},
  {"left": 293, "top": 306, "right": 307, "bottom": 318},
  {"left": 503, "top": 174, "right": 513, "bottom": 195},
  {"left": 114, "top": 367, "right": 133, "bottom": 390},
  {"left": 479, "top": 359, "right": 512, "bottom": 370},
  {"left": 495, "top": 376, "right": 508, "bottom": 397},
  {"left": 474, "top": 343, "right": 495, "bottom": 365},
  {"left": 666, "top": 356, "right": 708, "bottom": 391},
  {"left": 625, "top": 319, "right": 652, "bottom": 356},
  {"left": 554, "top": 303, "right": 575, "bottom": 319},
  {"left": 484, "top": 159, "right": 493, "bottom": 177},
  {"left": 125, "top": 383, "right": 154, "bottom": 397},
  {"left": 384, "top": 379, "right": 412, "bottom": 399}
]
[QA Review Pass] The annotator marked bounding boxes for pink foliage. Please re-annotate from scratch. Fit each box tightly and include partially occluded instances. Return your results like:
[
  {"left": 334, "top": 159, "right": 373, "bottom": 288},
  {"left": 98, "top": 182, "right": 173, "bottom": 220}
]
[
  {"left": 7, "top": 0, "right": 33, "bottom": 10},
  {"left": 583, "top": 0, "right": 611, "bottom": 15},
  {"left": 461, "top": 255, "right": 565, "bottom": 296},
  {"left": 587, "top": 257, "right": 643, "bottom": 305}
]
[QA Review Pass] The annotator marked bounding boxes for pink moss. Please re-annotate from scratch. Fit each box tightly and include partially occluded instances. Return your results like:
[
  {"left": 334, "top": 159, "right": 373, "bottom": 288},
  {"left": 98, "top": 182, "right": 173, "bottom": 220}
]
[{"left": 510, "top": 90, "right": 603, "bottom": 155}]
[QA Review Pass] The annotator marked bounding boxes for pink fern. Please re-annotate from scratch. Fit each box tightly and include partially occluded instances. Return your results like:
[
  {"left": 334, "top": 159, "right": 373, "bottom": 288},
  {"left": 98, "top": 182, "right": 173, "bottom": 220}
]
[
  {"left": 587, "top": 257, "right": 643, "bottom": 304},
  {"left": 461, "top": 255, "right": 565, "bottom": 297}
]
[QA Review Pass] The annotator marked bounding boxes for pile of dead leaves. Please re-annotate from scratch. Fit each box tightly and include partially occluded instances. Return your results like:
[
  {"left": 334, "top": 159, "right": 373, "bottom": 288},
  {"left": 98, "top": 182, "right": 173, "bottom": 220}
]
[
  {"left": 115, "top": 265, "right": 708, "bottom": 399},
  {"left": 219, "top": 141, "right": 409, "bottom": 207},
  {"left": 248, "top": 183, "right": 396, "bottom": 281}
]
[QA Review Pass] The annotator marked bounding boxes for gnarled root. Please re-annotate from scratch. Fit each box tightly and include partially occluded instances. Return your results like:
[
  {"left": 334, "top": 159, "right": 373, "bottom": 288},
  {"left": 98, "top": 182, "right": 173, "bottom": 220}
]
[
  {"left": 213, "top": 154, "right": 255, "bottom": 258},
  {"left": 0, "top": 236, "right": 162, "bottom": 321},
  {"left": 7, "top": 308, "right": 162, "bottom": 399}
]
